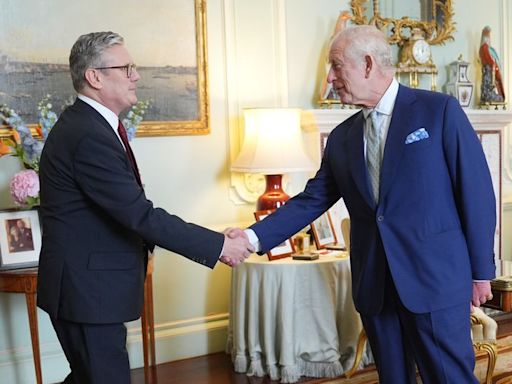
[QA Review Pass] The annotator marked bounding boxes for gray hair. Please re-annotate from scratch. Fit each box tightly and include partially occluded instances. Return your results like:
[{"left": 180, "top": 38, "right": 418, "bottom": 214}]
[
  {"left": 69, "top": 31, "right": 124, "bottom": 92},
  {"left": 332, "top": 25, "right": 394, "bottom": 72}
]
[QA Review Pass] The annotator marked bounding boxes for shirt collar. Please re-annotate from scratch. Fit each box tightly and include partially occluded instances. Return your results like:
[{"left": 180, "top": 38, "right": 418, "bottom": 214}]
[
  {"left": 77, "top": 94, "right": 119, "bottom": 130},
  {"left": 362, "top": 78, "right": 399, "bottom": 119}
]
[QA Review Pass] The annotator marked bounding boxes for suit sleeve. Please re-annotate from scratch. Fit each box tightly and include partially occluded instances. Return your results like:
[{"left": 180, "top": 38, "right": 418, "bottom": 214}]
[
  {"left": 442, "top": 97, "right": 496, "bottom": 280},
  {"left": 72, "top": 133, "right": 223, "bottom": 268}
]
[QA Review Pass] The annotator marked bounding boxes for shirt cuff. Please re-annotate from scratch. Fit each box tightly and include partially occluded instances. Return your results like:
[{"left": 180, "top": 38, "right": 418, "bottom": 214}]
[
  {"left": 244, "top": 229, "right": 261, "bottom": 253},
  {"left": 218, "top": 235, "right": 226, "bottom": 259}
]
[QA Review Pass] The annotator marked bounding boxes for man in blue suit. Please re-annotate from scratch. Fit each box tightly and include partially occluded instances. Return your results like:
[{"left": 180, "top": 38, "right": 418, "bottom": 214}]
[
  {"left": 232, "top": 25, "right": 496, "bottom": 383},
  {"left": 37, "top": 31, "right": 253, "bottom": 384}
]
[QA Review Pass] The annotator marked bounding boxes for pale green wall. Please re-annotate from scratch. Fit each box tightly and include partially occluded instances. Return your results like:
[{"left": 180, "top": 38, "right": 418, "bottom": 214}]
[{"left": 0, "top": 1, "right": 510, "bottom": 383}]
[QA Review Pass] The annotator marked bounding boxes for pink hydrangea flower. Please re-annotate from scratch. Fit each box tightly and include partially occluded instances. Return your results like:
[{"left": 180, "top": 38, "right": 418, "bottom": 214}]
[{"left": 10, "top": 169, "right": 40, "bottom": 206}]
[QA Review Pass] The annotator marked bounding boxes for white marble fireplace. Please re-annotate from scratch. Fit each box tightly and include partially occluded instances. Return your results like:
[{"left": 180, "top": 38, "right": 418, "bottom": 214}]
[{"left": 302, "top": 108, "right": 512, "bottom": 266}]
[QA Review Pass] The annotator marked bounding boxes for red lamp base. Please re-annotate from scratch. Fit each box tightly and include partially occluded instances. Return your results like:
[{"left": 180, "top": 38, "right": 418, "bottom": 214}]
[{"left": 256, "top": 174, "right": 290, "bottom": 211}]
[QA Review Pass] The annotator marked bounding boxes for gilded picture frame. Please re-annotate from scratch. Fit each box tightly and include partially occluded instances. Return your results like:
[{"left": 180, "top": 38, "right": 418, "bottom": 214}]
[{"left": 0, "top": 0, "right": 209, "bottom": 138}]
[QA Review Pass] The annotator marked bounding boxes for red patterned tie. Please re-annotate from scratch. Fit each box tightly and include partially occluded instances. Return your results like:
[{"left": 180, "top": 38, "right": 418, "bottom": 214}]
[{"left": 118, "top": 120, "right": 142, "bottom": 186}]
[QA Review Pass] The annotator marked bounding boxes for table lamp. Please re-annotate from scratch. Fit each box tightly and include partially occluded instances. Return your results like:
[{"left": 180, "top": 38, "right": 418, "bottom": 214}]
[{"left": 231, "top": 108, "right": 315, "bottom": 210}]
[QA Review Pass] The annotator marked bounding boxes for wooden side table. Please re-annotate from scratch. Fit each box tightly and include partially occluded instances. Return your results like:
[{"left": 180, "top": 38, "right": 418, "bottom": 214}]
[
  {"left": 485, "top": 285, "right": 512, "bottom": 312},
  {"left": 0, "top": 268, "right": 41, "bottom": 384},
  {"left": 485, "top": 261, "right": 512, "bottom": 312},
  {"left": 141, "top": 255, "right": 157, "bottom": 383},
  {"left": 0, "top": 261, "right": 156, "bottom": 384}
]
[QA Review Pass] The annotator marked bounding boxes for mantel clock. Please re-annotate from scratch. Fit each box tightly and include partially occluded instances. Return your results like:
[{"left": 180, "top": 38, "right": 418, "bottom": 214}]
[
  {"left": 396, "top": 28, "right": 438, "bottom": 90},
  {"left": 350, "top": 0, "right": 456, "bottom": 91}
]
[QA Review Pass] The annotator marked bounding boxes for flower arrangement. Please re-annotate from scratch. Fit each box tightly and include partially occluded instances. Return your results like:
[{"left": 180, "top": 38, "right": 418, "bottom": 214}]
[
  {"left": 37, "top": 95, "right": 58, "bottom": 140},
  {"left": 123, "top": 100, "right": 151, "bottom": 141},
  {"left": 10, "top": 169, "right": 40, "bottom": 206},
  {"left": 1, "top": 97, "right": 150, "bottom": 207}
]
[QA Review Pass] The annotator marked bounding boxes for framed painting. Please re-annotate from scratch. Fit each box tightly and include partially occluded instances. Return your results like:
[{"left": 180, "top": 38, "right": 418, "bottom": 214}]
[
  {"left": 0, "top": 0, "right": 209, "bottom": 138},
  {"left": 254, "top": 210, "right": 295, "bottom": 261},
  {"left": 0, "top": 208, "right": 42, "bottom": 270},
  {"left": 311, "top": 211, "right": 337, "bottom": 249}
]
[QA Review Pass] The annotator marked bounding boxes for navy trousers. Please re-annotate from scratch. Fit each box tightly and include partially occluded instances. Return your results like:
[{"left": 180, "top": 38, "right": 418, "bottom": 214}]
[
  {"left": 360, "top": 272, "right": 478, "bottom": 384},
  {"left": 51, "top": 317, "right": 130, "bottom": 384}
]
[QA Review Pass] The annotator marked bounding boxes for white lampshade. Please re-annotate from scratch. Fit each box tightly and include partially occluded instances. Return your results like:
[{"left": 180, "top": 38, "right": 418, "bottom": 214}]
[{"left": 231, "top": 108, "right": 315, "bottom": 174}]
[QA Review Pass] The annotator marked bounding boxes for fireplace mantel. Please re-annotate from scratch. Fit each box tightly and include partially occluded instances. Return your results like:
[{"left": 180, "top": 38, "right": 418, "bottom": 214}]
[
  {"left": 302, "top": 108, "right": 512, "bottom": 263},
  {"left": 302, "top": 108, "right": 512, "bottom": 133}
]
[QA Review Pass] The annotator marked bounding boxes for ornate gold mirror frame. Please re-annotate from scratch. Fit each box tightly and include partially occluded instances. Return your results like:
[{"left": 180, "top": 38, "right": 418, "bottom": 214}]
[{"left": 350, "top": 0, "right": 455, "bottom": 46}]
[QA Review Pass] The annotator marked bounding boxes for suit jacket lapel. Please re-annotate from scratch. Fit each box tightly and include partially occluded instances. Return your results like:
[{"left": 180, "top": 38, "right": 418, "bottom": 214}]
[
  {"left": 348, "top": 112, "right": 375, "bottom": 208},
  {"left": 379, "top": 86, "right": 416, "bottom": 202}
]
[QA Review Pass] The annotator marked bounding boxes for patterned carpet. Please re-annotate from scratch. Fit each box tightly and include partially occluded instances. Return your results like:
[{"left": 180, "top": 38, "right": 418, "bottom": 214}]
[{"left": 318, "top": 335, "right": 512, "bottom": 384}]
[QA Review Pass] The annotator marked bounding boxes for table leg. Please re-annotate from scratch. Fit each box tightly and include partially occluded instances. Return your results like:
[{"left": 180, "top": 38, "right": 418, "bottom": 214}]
[
  {"left": 25, "top": 292, "right": 42, "bottom": 384},
  {"left": 147, "top": 273, "right": 156, "bottom": 368},
  {"left": 142, "top": 280, "right": 150, "bottom": 384}
]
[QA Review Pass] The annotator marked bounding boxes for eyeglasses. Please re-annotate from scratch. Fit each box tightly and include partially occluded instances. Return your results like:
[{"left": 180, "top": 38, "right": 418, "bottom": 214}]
[{"left": 93, "top": 63, "right": 137, "bottom": 78}]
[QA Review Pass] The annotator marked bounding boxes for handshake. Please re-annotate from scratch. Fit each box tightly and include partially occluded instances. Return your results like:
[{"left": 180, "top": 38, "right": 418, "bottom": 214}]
[{"left": 219, "top": 227, "right": 254, "bottom": 267}]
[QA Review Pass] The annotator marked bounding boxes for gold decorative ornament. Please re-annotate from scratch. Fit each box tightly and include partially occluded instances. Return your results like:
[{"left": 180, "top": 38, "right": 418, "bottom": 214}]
[
  {"left": 350, "top": 0, "right": 456, "bottom": 90},
  {"left": 396, "top": 27, "right": 437, "bottom": 90}
]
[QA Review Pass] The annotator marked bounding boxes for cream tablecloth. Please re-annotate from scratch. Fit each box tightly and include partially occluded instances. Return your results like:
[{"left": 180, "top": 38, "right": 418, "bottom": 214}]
[{"left": 227, "top": 253, "right": 369, "bottom": 383}]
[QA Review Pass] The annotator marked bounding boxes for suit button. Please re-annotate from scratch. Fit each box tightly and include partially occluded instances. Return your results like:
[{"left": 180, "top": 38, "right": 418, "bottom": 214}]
[{"left": 377, "top": 216, "right": 384, "bottom": 222}]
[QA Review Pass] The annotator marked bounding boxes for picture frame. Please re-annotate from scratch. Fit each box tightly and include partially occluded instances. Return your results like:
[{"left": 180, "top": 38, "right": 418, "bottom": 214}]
[
  {"left": 254, "top": 210, "right": 295, "bottom": 261},
  {"left": 0, "top": 0, "right": 209, "bottom": 138},
  {"left": 0, "top": 208, "right": 42, "bottom": 270},
  {"left": 320, "top": 132, "right": 330, "bottom": 158},
  {"left": 310, "top": 211, "right": 337, "bottom": 249}
]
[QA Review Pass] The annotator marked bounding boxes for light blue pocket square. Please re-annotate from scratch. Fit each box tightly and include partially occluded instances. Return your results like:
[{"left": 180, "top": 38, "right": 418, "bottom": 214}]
[{"left": 405, "top": 128, "right": 429, "bottom": 144}]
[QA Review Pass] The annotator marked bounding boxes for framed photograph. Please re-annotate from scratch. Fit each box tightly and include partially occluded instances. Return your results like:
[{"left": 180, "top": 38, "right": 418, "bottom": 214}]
[
  {"left": 311, "top": 211, "right": 337, "bottom": 249},
  {"left": 0, "top": 0, "right": 209, "bottom": 138},
  {"left": 320, "top": 132, "right": 330, "bottom": 158},
  {"left": 0, "top": 209, "right": 42, "bottom": 270},
  {"left": 254, "top": 210, "right": 295, "bottom": 261}
]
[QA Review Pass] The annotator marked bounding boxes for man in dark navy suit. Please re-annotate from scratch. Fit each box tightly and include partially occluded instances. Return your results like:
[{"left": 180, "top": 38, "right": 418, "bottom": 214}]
[
  {"left": 37, "top": 31, "right": 253, "bottom": 384},
  {"left": 230, "top": 25, "right": 496, "bottom": 383}
]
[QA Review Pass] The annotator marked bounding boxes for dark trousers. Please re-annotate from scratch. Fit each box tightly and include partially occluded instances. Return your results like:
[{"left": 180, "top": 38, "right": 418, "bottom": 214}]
[
  {"left": 360, "top": 272, "right": 477, "bottom": 384},
  {"left": 51, "top": 316, "right": 130, "bottom": 384}
]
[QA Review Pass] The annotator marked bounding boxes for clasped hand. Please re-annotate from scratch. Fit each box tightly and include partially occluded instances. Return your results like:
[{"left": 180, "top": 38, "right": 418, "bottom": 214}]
[
  {"left": 219, "top": 227, "right": 254, "bottom": 267},
  {"left": 471, "top": 281, "right": 493, "bottom": 310}
]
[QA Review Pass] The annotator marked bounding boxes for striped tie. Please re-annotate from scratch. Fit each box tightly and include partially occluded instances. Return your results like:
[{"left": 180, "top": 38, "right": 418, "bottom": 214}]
[{"left": 367, "top": 111, "right": 381, "bottom": 203}]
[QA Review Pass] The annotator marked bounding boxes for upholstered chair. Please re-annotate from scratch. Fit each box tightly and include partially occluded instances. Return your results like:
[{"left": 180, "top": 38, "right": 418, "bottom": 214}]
[{"left": 471, "top": 306, "right": 498, "bottom": 384}]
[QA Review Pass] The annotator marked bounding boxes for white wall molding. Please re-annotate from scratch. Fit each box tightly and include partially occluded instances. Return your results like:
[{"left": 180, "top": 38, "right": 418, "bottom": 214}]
[
  {"left": 127, "top": 313, "right": 229, "bottom": 342},
  {"left": 0, "top": 340, "right": 62, "bottom": 367},
  {"left": 126, "top": 313, "right": 229, "bottom": 367},
  {"left": 500, "top": 0, "right": 512, "bottom": 191},
  {"left": 501, "top": 0, "right": 510, "bottom": 111},
  {"left": 0, "top": 313, "right": 229, "bottom": 383},
  {"left": 227, "top": 0, "right": 292, "bottom": 205},
  {"left": 271, "top": 0, "right": 290, "bottom": 107}
]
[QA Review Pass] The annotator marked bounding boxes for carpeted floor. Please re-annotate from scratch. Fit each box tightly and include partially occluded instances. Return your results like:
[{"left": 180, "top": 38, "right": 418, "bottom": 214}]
[{"left": 319, "top": 335, "right": 512, "bottom": 384}]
